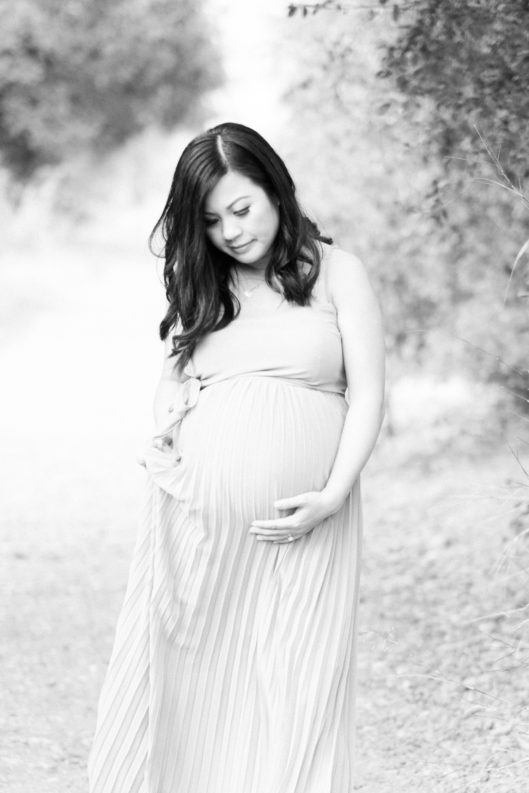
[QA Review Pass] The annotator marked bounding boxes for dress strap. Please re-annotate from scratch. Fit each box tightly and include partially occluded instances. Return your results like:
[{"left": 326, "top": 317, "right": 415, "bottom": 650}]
[{"left": 312, "top": 242, "right": 335, "bottom": 306}]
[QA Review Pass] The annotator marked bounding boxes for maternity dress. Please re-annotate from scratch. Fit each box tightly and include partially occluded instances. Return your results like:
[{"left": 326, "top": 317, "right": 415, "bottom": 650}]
[{"left": 88, "top": 247, "right": 363, "bottom": 793}]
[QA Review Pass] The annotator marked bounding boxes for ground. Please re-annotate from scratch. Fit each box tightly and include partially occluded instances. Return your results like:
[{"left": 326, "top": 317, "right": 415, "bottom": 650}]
[{"left": 1, "top": 242, "right": 528, "bottom": 792}]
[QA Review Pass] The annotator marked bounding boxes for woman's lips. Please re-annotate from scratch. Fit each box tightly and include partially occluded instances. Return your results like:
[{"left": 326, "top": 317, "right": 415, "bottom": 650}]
[{"left": 230, "top": 240, "right": 254, "bottom": 253}]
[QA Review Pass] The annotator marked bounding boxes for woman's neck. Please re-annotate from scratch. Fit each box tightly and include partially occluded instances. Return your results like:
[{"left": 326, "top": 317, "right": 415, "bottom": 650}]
[{"left": 233, "top": 263, "right": 267, "bottom": 279}]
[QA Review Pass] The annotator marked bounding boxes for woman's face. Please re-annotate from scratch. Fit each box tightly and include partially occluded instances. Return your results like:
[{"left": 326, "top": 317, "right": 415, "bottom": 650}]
[{"left": 203, "top": 170, "right": 280, "bottom": 270}]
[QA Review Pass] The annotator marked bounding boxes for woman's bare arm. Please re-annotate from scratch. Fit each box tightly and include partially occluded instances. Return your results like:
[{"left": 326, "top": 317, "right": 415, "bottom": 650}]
[{"left": 321, "top": 248, "right": 386, "bottom": 508}]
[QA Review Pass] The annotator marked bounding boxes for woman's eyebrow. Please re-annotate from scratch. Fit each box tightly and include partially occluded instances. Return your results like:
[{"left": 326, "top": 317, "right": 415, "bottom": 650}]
[
  {"left": 204, "top": 195, "right": 251, "bottom": 215},
  {"left": 227, "top": 195, "right": 251, "bottom": 208}
]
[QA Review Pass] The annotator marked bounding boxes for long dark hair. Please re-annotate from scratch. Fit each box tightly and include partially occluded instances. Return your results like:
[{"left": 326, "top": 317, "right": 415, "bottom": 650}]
[{"left": 149, "top": 122, "right": 332, "bottom": 368}]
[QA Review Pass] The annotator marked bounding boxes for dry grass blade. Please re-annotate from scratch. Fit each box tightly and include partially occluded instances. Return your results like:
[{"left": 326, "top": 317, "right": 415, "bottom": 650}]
[
  {"left": 504, "top": 236, "right": 529, "bottom": 303},
  {"left": 473, "top": 126, "right": 529, "bottom": 303},
  {"left": 508, "top": 442, "right": 529, "bottom": 481}
]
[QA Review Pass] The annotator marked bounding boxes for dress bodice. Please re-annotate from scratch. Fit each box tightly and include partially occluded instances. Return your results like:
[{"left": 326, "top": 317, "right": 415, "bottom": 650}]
[{"left": 184, "top": 246, "right": 346, "bottom": 396}]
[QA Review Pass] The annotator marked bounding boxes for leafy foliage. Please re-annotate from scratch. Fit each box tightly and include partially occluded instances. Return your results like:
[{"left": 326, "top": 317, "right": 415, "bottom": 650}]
[
  {"left": 381, "top": 0, "right": 529, "bottom": 181},
  {"left": 0, "top": 0, "right": 221, "bottom": 178},
  {"left": 284, "top": 1, "right": 529, "bottom": 399},
  {"left": 379, "top": 0, "right": 529, "bottom": 398}
]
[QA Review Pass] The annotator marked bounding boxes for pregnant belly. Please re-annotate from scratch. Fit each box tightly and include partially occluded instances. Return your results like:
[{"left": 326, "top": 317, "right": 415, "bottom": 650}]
[{"left": 178, "top": 377, "right": 347, "bottom": 525}]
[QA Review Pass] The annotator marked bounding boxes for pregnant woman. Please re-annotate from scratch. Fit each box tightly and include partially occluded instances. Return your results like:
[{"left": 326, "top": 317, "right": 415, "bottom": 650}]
[{"left": 88, "top": 122, "right": 385, "bottom": 793}]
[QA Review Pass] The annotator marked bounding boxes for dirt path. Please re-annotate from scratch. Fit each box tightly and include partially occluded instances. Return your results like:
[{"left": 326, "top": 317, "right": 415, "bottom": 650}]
[
  {"left": 1, "top": 244, "right": 527, "bottom": 792},
  {"left": 356, "top": 435, "right": 529, "bottom": 791}
]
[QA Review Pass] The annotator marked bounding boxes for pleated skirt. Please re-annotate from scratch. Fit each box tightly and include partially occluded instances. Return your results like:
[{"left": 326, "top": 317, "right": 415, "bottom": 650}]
[{"left": 88, "top": 376, "right": 362, "bottom": 793}]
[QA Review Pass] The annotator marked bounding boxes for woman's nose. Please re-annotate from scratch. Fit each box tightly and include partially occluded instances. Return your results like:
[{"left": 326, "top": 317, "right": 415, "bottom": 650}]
[{"left": 221, "top": 218, "right": 242, "bottom": 242}]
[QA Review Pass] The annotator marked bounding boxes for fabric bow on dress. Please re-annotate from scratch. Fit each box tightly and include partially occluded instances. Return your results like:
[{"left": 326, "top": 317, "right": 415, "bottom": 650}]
[{"left": 139, "top": 376, "right": 202, "bottom": 500}]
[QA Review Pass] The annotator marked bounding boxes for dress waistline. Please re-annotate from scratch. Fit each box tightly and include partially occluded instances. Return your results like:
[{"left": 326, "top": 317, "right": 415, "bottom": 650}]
[
  {"left": 195, "top": 373, "right": 345, "bottom": 395},
  {"left": 139, "top": 373, "right": 345, "bottom": 498}
]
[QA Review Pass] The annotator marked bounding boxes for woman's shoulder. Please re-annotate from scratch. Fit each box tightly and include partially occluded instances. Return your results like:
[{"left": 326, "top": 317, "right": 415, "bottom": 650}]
[
  {"left": 317, "top": 243, "right": 366, "bottom": 303},
  {"left": 321, "top": 243, "right": 364, "bottom": 273}
]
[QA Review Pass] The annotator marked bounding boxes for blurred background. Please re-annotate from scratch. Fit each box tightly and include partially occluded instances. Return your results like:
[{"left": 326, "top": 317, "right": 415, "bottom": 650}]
[{"left": 1, "top": 1, "right": 528, "bottom": 790}]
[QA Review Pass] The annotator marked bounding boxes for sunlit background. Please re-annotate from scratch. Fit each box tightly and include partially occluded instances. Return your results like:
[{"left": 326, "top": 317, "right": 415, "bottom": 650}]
[{"left": 2, "top": 1, "right": 529, "bottom": 791}]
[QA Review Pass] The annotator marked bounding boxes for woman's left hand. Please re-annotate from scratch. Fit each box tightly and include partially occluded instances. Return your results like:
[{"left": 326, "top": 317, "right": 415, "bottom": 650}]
[{"left": 249, "top": 491, "right": 343, "bottom": 544}]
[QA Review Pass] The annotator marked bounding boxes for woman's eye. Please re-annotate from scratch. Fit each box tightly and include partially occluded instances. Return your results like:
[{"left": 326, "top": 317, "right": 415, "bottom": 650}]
[
  {"left": 204, "top": 217, "right": 218, "bottom": 227},
  {"left": 234, "top": 207, "right": 249, "bottom": 217}
]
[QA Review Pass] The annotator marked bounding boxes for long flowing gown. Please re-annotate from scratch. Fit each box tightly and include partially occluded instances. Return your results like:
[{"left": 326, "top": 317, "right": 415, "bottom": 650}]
[{"left": 88, "top": 248, "right": 363, "bottom": 793}]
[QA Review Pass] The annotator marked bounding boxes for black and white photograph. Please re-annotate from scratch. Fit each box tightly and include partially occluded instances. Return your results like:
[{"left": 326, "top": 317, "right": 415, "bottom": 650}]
[{"left": 1, "top": 2, "right": 528, "bottom": 792}]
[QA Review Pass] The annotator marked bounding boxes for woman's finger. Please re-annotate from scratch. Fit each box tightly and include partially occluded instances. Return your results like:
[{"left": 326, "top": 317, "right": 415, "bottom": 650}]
[
  {"left": 251, "top": 526, "right": 297, "bottom": 537},
  {"left": 261, "top": 534, "right": 302, "bottom": 543},
  {"left": 271, "top": 529, "right": 311, "bottom": 544},
  {"left": 250, "top": 528, "right": 302, "bottom": 539},
  {"left": 250, "top": 516, "right": 299, "bottom": 530},
  {"left": 274, "top": 495, "right": 306, "bottom": 510}
]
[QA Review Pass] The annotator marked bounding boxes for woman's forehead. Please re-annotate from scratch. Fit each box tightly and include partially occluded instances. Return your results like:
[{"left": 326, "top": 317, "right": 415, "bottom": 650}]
[{"left": 204, "top": 171, "right": 260, "bottom": 213}]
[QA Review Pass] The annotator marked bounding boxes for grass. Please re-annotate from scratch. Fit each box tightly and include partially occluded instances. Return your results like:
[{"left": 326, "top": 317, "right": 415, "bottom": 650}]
[{"left": 356, "top": 411, "right": 529, "bottom": 791}]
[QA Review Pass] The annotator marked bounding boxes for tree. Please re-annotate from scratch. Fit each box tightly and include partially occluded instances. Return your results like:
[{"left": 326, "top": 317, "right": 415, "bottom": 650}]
[
  {"left": 286, "top": 1, "right": 529, "bottom": 398},
  {"left": 380, "top": 0, "right": 529, "bottom": 181},
  {"left": 0, "top": 0, "right": 221, "bottom": 179},
  {"left": 380, "top": 0, "right": 529, "bottom": 399}
]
